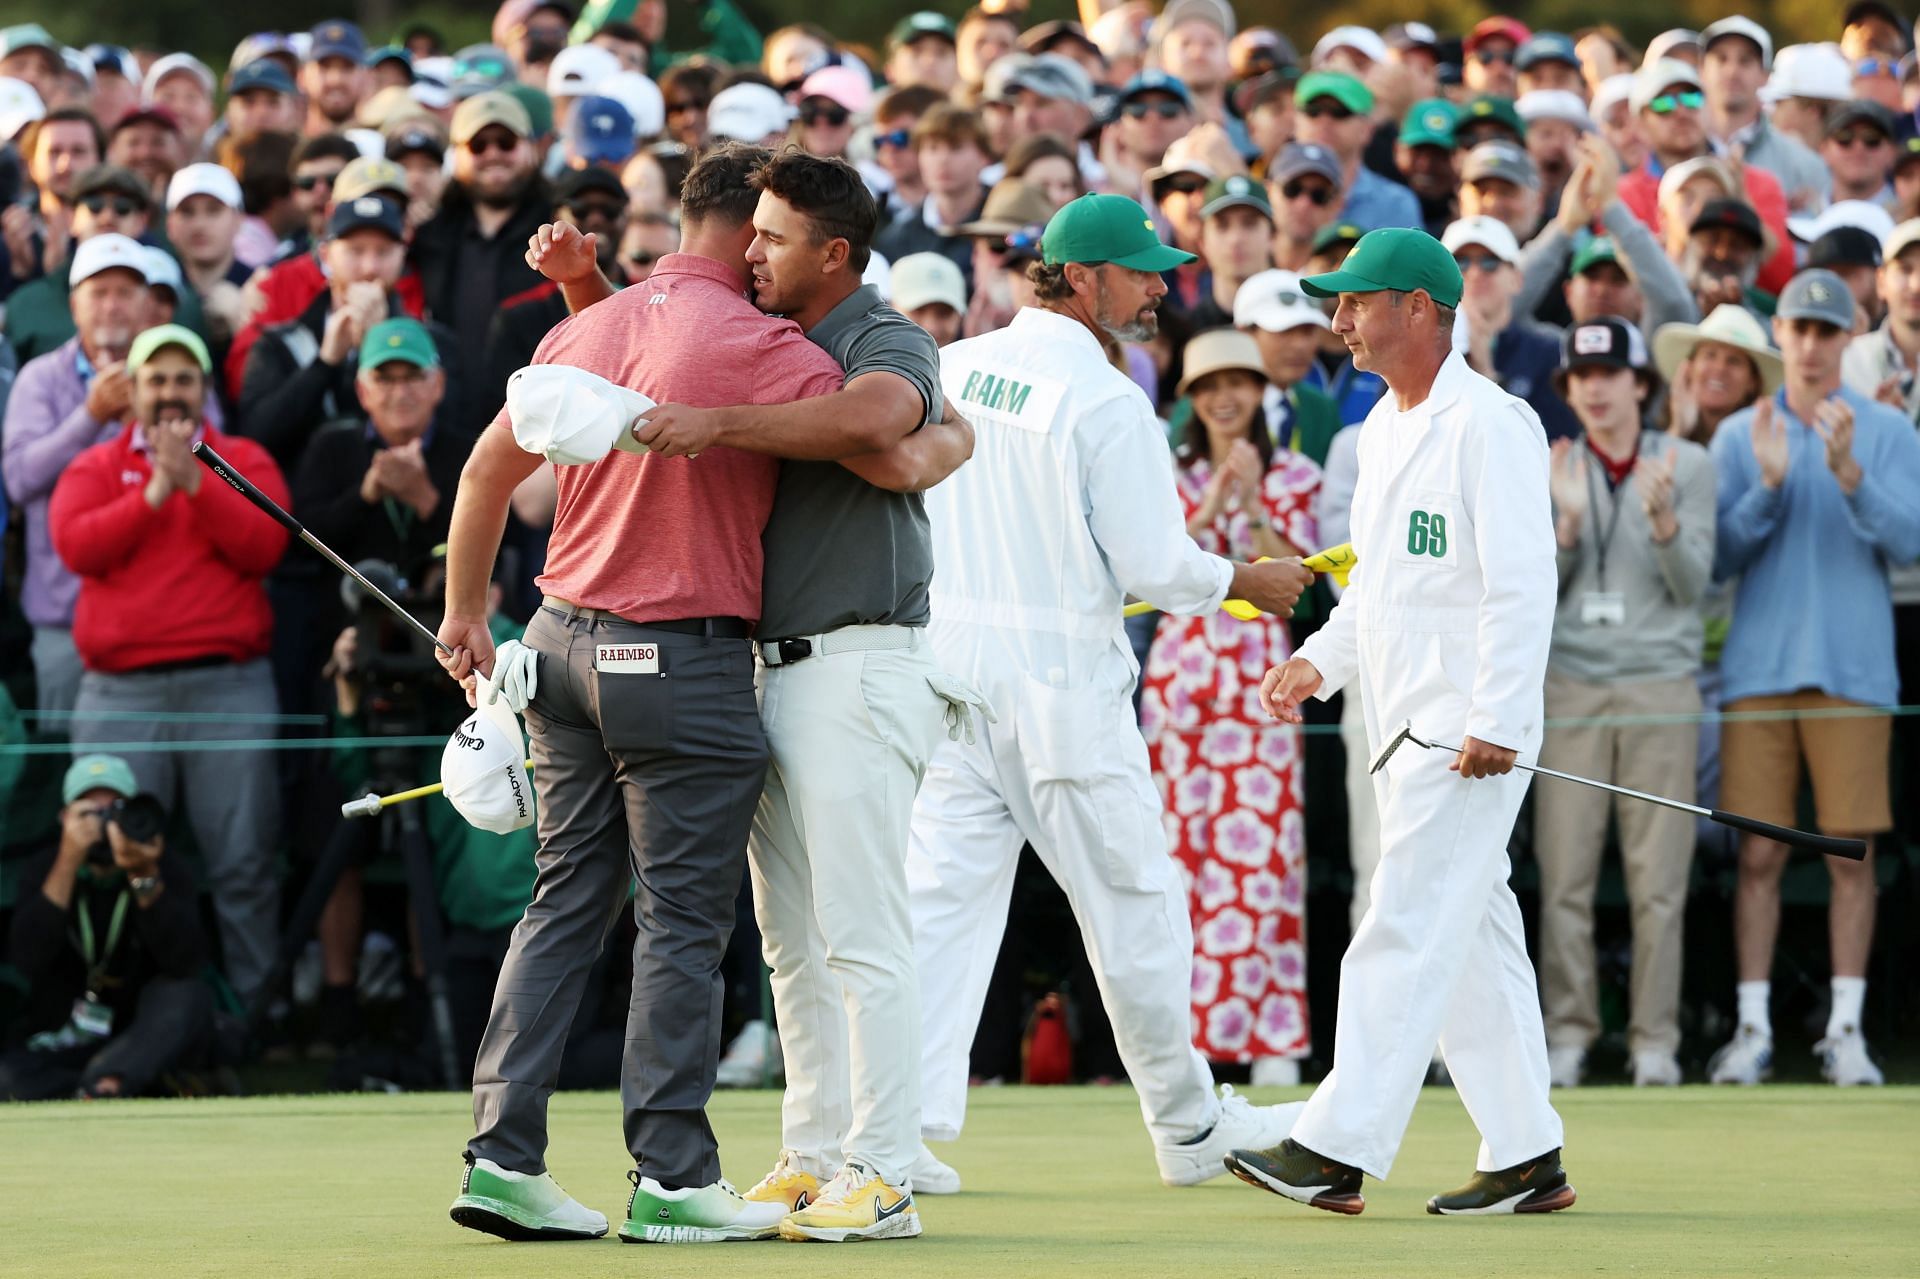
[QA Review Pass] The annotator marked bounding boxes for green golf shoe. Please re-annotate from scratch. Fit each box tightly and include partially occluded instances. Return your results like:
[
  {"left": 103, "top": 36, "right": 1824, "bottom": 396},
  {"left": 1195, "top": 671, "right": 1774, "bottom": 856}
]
[
  {"left": 1224, "top": 1138, "right": 1366, "bottom": 1215},
  {"left": 449, "top": 1154, "right": 609, "bottom": 1240},
  {"left": 1427, "top": 1148, "right": 1577, "bottom": 1215},
  {"left": 618, "top": 1171, "right": 788, "bottom": 1243}
]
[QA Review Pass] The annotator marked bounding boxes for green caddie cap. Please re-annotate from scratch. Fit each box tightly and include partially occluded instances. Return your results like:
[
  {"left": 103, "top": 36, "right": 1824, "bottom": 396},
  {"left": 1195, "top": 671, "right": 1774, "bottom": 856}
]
[
  {"left": 1295, "top": 70, "right": 1374, "bottom": 116},
  {"left": 1462, "top": 94, "right": 1526, "bottom": 140},
  {"left": 1042, "top": 193, "right": 1196, "bottom": 271},
  {"left": 1568, "top": 234, "right": 1621, "bottom": 278},
  {"left": 127, "top": 323, "right": 212, "bottom": 374},
  {"left": 1400, "top": 97, "right": 1459, "bottom": 149},
  {"left": 1302, "top": 226, "right": 1465, "bottom": 308},
  {"left": 1310, "top": 221, "right": 1366, "bottom": 255},
  {"left": 63, "top": 754, "right": 138, "bottom": 805},
  {"left": 360, "top": 317, "right": 440, "bottom": 370}
]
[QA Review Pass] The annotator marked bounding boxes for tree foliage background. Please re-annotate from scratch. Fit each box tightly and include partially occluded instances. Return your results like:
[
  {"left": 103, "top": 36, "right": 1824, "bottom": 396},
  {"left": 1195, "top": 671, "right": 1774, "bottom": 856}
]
[{"left": 0, "top": 2, "right": 1852, "bottom": 70}]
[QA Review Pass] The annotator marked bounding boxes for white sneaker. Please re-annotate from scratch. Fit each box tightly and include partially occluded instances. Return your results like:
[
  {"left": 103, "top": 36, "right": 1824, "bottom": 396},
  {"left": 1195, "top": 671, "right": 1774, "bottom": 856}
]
[
  {"left": 715, "top": 1020, "right": 781, "bottom": 1089},
  {"left": 1249, "top": 1057, "right": 1301, "bottom": 1087},
  {"left": 1547, "top": 1044, "right": 1586, "bottom": 1089},
  {"left": 1816, "top": 1029, "right": 1885, "bottom": 1087},
  {"left": 451, "top": 1157, "right": 610, "bottom": 1240},
  {"left": 1707, "top": 1025, "right": 1773, "bottom": 1085},
  {"left": 1631, "top": 1051, "right": 1683, "bottom": 1087},
  {"left": 1154, "top": 1084, "right": 1307, "bottom": 1187},
  {"left": 907, "top": 1143, "right": 961, "bottom": 1195}
]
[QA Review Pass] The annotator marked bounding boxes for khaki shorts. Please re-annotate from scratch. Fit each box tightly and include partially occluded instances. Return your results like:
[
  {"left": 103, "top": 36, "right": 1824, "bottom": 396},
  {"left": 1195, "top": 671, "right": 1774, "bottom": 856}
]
[{"left": 1720, "top": 693, "right": 1892, "bottom": 835}]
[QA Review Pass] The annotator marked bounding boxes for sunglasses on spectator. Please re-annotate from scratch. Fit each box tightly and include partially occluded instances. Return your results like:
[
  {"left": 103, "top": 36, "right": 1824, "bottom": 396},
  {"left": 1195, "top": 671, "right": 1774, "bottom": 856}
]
[
  {"left": 1831, "top": 128, "right": 1890, "bottom": 149},
  {"left": 1160, "top": 174, "right": 1208, "bottom": 195},
  {"left": 1301, "top": 100, "right": 1354, "bottom": 120},
  {"left": 1647, "top": 90, "right": 1704, "bottom": 114},
  {"left": 294, "top": 173, "right": 337, "bottom": 192},
  {"left": 800, "top": 103, "right": 850, "bottom": 127},
  {"left": 566, "top": 200, "right": 626, "bottom": 221},
  {"left": 1123, "top": 99, "right": 1187, "bottom": 120},
  {"left": 874, "top": 127, "right": 913, "bottom": 150},
  {"left": 665, "top": 99, "right": 707, "bottom": 117},
  {"left": 454, "top": 55, "right": 509, "bottom": 81},
  {"left": 1004, "top": 225, "right": 1044, "bottom": 256},
  {"left": 79, "top": 194, "right": 141, "bottom": 216},
  {"left": 1281, "top": 181, "right": 1333, "bottom": 206},
  {"left": 466, "top": 133, "right": 520, "bottom": 155},
  {"left": 623, "top": 250, "right": 660, "bottom": 269},
  {"left": 1453, "top": 252, "right": 1506, "bottom": 273},
  {"left": 1474, "top": 48, "right": 1514, "bottom": 65},
  {"left": 1855, "top": 58, "right": 1899, "bottom": 78},
  {"left": 368, "top": 366, "right": 428, "bottom": 387}
]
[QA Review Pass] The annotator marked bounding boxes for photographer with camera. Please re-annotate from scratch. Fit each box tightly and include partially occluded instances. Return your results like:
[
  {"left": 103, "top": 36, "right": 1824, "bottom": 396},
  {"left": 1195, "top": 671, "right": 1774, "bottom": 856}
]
[{"left": 0, "top": 755, "right": 212, "bottom": 1101}]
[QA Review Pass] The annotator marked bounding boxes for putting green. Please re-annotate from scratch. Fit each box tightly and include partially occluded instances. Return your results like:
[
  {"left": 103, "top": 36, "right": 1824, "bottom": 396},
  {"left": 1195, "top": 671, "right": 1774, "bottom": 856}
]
[{"left": 3, "top": 1085, "right": 1914, "bottom": 1277}]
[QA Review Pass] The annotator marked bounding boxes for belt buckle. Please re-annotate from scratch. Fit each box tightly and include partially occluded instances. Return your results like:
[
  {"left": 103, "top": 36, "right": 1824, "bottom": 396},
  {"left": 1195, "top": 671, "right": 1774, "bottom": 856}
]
[{"left": 776, "top": 637, "right": 813, "bottom": 665}]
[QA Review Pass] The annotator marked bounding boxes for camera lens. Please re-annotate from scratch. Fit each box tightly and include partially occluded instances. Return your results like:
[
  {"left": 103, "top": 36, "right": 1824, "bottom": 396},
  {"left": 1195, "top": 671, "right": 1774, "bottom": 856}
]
[{"left": 107, "top": 794, "right": 167, "bottom": 845}]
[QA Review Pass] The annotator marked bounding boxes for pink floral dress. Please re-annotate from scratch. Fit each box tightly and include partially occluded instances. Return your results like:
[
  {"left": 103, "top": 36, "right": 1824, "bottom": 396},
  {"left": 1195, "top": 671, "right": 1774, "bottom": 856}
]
[{"left": 1141, "top": 449, "right": 1320, "bottom": 1062}]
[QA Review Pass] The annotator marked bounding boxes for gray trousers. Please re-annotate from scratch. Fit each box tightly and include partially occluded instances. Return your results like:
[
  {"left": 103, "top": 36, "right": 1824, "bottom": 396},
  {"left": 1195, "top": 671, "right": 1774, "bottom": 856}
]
[
  {"left": 70, "top": 659, "right": 282, "bottom": 1005},
  {"left": 468, "top": 607, "right": 768, "bottom": 1186},
  {"left": 30, "top": 626, "right": 84, "bottom": 720}
]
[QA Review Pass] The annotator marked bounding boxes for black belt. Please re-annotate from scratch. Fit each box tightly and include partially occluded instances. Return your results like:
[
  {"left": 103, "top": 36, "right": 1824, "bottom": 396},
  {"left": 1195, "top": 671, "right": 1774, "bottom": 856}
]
[
  {"left": 126, "top": 654, "right": 235, "bottom": 676},
  {"left": 541, "top": 596, "right": 752, "bottom": 638}
]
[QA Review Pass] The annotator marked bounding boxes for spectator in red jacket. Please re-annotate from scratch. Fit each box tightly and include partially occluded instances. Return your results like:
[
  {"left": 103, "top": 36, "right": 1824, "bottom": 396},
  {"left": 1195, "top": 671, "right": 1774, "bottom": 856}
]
[{"left": 50, "top": 323, "right": 289, "bottom": 1008}]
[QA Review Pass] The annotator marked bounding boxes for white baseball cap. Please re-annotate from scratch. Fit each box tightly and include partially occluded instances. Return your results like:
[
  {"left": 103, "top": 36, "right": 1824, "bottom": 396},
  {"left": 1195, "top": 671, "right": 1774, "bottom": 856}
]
[
  {"left": 1233, "top": 269, "right": 1330, "bottom": 333},
  {"left": 1642, "top": 30, "right": 1702, "bottom": 67},
  {"left": 707, "top": 82, "right": 794, "bottom": 143},
  {"left": 1517, "top": 90, "right": 1593, "bottom": 131},
  {"left": 141, "top": 52, "right": 214, "bottom": 103},
  {"left": 597, "top": 70, "right": 665, "bottom": 140},
  {"left": 1760, "top": 43, "right": 1853, "bottom": 105},
  {"left": 166, "top": 162, "right": 244, "bottom": 212},
  {"left": 1591, "top": 73, "right": 1636, "bottom": 120},
  {"left": 441, "top": 671, "right": 535, "bottom": 834},
  {"left": 141, "top": 247, "right": 183, "bottom": 295},
  {"left": 891, "top": 252, "right": 965, "bottom": 313},
  {"left": 0, "top": 75, "right": 43, "bottom": 141},
  {"left": 1885, "top": 217, "right": 1920, "bottom": 261},
  {"left": 1788, "top": 198, "right": 1897, "bottom": 247},
  {"left": 70, "top": 233, "right": 151, "bottom": 287},
  {"left": 547, "top": 43, "right": 621, "bottom": 99},
  {"left": 1442, "top": 215, "right": 1522, "bottom": 266},
  {"left": 507, "top": 365, "right": 658, "bottom": 465},
  {"left": 1311, "top": 26, "right": 1387, "bottom": 68},
  {"left": 1631, "top": 59, "right": 1702, "bottom": 114},
  {"left": 1700, "top": 17, "right": 1774, "bottom": 70}
]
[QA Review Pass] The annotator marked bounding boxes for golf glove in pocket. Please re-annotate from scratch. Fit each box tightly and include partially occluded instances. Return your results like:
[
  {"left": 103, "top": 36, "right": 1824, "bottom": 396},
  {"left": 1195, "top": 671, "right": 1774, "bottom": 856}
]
[
  {"left": 927, "top": 673, "right": 997, "bottom": 744},
  {"left": 488, "top": 640, "right": 540, "bottom": 713}
]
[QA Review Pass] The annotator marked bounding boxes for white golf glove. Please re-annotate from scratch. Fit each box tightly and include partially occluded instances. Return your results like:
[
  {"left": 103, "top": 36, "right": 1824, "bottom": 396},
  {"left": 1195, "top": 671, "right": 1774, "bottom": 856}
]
[
  {"left": 927, "top": 673, "right": 997, "bottom": 745},
  {"left": 487, "top": 639, "right": 540, "bottom": 714}
]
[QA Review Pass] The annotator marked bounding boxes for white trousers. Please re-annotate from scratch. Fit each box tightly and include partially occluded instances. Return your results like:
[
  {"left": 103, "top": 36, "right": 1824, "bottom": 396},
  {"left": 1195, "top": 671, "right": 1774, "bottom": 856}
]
[
  {"left": 1291, "top": 750, "right": 1563, "bottom": 1179},
  {"left": 750, "top": 634, "right": 946, "bottom": 1185},
  {"left": 1340, "top": 690, "right": 1382, "bottom": 934},
  {"left": 907, "top": 679, "right": 1216, "bottom": 1147}
]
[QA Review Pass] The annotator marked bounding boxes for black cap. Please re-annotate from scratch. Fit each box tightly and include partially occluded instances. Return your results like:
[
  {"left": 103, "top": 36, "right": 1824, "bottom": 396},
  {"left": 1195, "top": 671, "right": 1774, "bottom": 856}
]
[
  {"left": 1689, "top": 198, "right": 1764, "bottom": 246},
  {"left": 1807, "top": 226, "right": 1885, "bottom": 270},
  {"left": 1554, "top": 315, "right": 1660, "bottom": 394},
  {"left": 554, "top": 166, "right": 627, "bottom": 204},
  {"left": 1827, "top": 100, "right": 1897, "bottom": 139},
  {"left": 1895, "top": 115, "right": 1920, "bottom": 167},
  {"left": 385, "top": 123, "right": 445, "bottom": 160},
  {"left": 327, "top": 194, "right": 406, "bottom": 241},
  {"left": 73, "top": 163, "right": 152, "bottom": 208}
]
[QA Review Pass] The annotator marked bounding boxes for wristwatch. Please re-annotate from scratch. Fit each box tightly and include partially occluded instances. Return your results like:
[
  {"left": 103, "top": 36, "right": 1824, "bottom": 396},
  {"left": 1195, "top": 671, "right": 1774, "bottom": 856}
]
[{"left": 129, "top": 874, "right": 161, "bottom": 899}]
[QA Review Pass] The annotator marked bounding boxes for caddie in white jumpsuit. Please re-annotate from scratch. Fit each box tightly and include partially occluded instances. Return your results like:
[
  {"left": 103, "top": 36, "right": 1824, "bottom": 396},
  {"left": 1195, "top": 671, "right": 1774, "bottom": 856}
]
[
  {"left": 905, "top": 194, "right": 1316, "bottom": 1188},
  {"left": 1224, "top": 228, "right": 1574, "bottom": 1217}
]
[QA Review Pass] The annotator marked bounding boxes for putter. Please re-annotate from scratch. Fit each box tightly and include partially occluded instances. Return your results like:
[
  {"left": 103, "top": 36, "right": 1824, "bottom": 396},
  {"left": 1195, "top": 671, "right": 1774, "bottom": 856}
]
[
  {"left": 193, "top": 441, "right": 452, "bottom": 656},
  {"left": 1369, "top": 719, "right": 1868, "bottom": 860},
  {"left": 341, "top": 759, "right": 536, "bottom": 819}
]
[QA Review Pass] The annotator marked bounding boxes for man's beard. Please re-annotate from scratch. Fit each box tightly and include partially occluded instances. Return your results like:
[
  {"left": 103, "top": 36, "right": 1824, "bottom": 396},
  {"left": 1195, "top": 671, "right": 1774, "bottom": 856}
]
[
  {"left": 1094, "top": 275, "right": 1157, "bottom": 342},
  {"left": 471, "top": 169, "right": 533, "bottom": 210}
]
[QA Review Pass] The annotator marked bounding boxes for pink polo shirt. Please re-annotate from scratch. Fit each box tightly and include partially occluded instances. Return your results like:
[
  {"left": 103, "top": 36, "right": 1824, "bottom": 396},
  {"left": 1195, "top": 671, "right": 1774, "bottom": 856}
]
[{"left": 497, "top": 253, "right": 844, "bottom": 625}]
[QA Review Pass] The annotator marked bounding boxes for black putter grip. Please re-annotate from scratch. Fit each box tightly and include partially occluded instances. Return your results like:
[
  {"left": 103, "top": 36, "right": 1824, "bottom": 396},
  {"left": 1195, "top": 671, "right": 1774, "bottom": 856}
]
[
  {"left": 1710, "top": 809, "right": 1867, "bottom": 860},
  {"left": 191, "top": 441, "right": 302, "bottom": 535}
]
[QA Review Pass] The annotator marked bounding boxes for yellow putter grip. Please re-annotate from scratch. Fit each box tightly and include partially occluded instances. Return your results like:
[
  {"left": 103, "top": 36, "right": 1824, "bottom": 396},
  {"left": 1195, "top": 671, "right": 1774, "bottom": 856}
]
[
  {"left": 1302, "top": 542, "right": 1356, "bottom": 588},
  {"left": 378, "top": 759, "right": 537, "bottom": 808}
]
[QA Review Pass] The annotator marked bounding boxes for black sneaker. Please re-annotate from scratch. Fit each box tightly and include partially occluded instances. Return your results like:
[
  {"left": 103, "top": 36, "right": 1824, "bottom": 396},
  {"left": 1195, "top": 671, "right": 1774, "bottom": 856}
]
[
  {"left": 1426, "top": 1148, "right": 1576, "bottom": 1215},
  {"left": 1224, "top": 1138, "right": 1365, "bottom": 1215}
]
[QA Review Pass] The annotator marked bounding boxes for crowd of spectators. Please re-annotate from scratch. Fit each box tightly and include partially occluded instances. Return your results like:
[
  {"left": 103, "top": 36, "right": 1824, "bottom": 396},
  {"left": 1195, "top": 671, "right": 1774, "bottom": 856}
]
[{"left": 2, "top": 1, "right": 1917, "bottom": 1098}]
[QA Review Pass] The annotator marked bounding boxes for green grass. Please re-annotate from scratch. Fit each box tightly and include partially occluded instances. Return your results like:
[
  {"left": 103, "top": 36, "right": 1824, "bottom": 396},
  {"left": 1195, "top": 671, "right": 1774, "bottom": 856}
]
[{"left": 3, "top": 1085, "right": 1916, "bottom": 1277}]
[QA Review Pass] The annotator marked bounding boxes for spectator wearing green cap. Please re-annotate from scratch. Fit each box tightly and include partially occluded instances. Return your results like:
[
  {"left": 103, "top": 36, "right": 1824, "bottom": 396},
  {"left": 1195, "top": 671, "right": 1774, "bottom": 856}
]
[
  {"left": 49, "top": 322, "right": 290, "bottom": 1010},
  {"left": 0, "top": 752, "right": 215, "bottom": 1101},
  {"left": 1393, "top": 98, "right": 1461, "bottom": 237},
  {"left": 1514, "top": 134, "right": 1700, "bottom": 337},
  {"left": 888, "top": 12, "right": 959, "bottom": 94},
  {"left": 1293, "top": 71, "right": 1419, "bottom": 232},
  {"left": 1234, "top": 226, "right": 1572, "bottom": 1217}
]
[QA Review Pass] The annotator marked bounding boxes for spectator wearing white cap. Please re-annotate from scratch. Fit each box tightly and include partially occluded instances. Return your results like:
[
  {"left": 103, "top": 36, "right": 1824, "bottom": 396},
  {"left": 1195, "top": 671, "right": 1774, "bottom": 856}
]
[
  {"left": 1232, "top": 269, "right": 1342, "bottom": 466},
  {"left": 1699, "top": 18, "right": 1829, "bottom": 213},
  {"left": 706, "top": 81, "right": 793, "bottom": 147},
  {"left": 167, "top": 164, "right": 249, "bottom": 351},
  {"left": 142, "top": 54, "right": 215, "bottom": 156},
  {"left": 1643, "top": 29, "right": 1702, "bottom": 69},
  {"left": 891, "top": 251, "right": 967, "bottom": 347},
  {"left": 1445, "top": 214, "right": 1581, "bottom": 441},
  {"left": 1312, "top": 26, "right": 1386, "bottom": 79},
  {"left": 547, "top": 41, "right": 621, "bottom": 128},
  {"left": 1153, "top": 0, "right": 1241, "bottom": 142},
  {"left": 1761, "top": 44, "right": 1853, "bottom": 154}
]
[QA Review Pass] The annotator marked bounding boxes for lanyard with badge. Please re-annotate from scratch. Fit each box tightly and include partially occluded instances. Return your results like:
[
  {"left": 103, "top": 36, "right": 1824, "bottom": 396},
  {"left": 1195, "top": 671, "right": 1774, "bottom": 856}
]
[
  {"left": 1580, "top": 444, "right": 1632, "bottom": 627},
  {"left": 26, "top": 887, "right": 131, "bottom": 1050}
]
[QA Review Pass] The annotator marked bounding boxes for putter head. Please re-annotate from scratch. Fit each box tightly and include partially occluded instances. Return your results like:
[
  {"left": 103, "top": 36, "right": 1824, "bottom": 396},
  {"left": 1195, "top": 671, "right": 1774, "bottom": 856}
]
[
  {"left": 340, "top": 794, "right": 384, "bottom": 820},
  {"left": 1369, "top": 720, "right": 1418, "bottom": 775}
]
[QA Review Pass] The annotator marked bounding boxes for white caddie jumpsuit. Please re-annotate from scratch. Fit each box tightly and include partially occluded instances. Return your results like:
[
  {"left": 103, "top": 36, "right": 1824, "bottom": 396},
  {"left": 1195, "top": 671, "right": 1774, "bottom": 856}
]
[
  {"left": 906, "top": 307, "right": 1234, "bottom": 1147},
  {"left": 1288, "top": 349, "right": 1564, "bottom": 1179}
]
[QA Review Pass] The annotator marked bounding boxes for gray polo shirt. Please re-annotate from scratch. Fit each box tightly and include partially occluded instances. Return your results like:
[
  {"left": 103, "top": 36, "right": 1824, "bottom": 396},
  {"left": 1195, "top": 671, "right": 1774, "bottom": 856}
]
[{"left": 757, "top": 284, "right": 942, "bottom": 638}]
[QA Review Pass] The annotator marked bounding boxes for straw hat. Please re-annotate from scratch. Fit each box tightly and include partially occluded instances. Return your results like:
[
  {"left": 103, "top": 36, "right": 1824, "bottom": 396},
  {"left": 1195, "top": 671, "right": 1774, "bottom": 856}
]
[
  {"left": 1177, "top": 328, "right": 1269, "bottom": 398},
  {"left": 1652, "top": 304, "right": 1784, "bottom": 397}
]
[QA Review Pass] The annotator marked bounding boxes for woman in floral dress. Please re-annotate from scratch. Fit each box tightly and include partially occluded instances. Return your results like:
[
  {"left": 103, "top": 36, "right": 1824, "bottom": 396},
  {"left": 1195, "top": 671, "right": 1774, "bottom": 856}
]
[{"left": 1140, "top": 329, "right": 1321, "bottom": 1084}]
